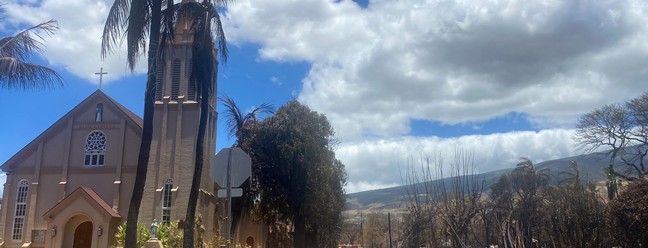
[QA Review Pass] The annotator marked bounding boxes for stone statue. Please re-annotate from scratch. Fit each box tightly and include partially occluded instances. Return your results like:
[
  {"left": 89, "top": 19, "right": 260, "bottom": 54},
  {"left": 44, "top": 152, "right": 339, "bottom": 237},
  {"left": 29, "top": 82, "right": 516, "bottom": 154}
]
[{"left": 150, "top": 219, "right": 158, "bottom": 239}]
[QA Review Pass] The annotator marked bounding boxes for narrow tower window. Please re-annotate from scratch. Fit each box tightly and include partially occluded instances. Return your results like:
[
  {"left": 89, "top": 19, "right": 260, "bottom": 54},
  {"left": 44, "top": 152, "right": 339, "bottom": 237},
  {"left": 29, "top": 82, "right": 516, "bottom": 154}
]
[
  {"left": 155, "top": 61, "right": 165, "bottom": 101},
  {"left": 187, "top": 61, "right": 196, "bottom": 101},
  {"left": 95, "top": 103, "right": 103, "bottom": 122},
  {"left": 161, "top": 179, "right": 173, "bottom": 224},
  {"left": 12, "top": 180, "right": 29, "bottom": 241},
  {"left": 84, "top": 131, "right": 106, "bottom": 166},
  {"left": 171, "top": 59, "right": 181, "bottom": 100}
]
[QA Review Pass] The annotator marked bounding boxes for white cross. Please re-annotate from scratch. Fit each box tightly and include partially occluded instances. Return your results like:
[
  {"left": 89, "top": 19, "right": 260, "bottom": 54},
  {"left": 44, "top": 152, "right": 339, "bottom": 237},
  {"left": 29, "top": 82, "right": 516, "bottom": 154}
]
[{"left": 95, "top": 67, "right": 108, "bottom": 90}]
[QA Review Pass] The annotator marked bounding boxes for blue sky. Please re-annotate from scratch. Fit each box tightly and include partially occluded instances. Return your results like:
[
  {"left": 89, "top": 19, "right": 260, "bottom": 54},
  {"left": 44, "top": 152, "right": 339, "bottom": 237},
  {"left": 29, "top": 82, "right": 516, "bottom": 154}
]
[{"left": 2, "top": 0, "right": 648, "bottom": 193}]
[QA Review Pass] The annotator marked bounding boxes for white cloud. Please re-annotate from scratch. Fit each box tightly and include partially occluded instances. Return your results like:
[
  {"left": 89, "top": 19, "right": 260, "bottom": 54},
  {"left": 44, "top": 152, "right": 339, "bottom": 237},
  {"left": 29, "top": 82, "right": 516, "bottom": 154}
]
[
  {"left": 5, "top": 0, "right": 647, "bottom": 193},
  {"left": 0, "top": 173, "right": 5, "bottom": 196},
  {"left": 338, "top": 129, "right": 578, "bottom": 193},
  {"left": 2, "top": 0, "right": 146, "bottom": 85},
  {"left": 225, "top": 0, "right": 648, "bottom": 141}
]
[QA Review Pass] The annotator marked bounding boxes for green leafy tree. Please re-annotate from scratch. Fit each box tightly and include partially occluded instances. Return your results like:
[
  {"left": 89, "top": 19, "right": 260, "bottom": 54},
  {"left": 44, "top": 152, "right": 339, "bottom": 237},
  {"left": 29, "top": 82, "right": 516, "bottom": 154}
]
[
  {"left": 0, "top": 6, "right": 62, "bottom": 90},
  {"left": 242, "top": 100, "right": 347, "bottom": 247}
]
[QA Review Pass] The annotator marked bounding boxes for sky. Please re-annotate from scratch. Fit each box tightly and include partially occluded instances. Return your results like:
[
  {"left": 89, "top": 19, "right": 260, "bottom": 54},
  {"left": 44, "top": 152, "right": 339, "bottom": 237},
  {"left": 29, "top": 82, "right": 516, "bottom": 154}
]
[{"left": 2, "top": 0, "right": 648, "bottom": 193}]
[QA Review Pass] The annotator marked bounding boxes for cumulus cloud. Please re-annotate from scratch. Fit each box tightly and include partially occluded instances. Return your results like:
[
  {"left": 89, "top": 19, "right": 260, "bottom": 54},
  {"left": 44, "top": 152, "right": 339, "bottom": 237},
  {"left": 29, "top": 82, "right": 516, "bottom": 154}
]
[
  {"left": 340, "top": 129, "right": 578, "bottom": 193},
  {"left": 5, "top": 0, "right": 647, "bottom": 193},
  {"left": 2, "top": 0, "right": 146, "bottom": 85},
  {"left": 225, "top": 0, "right": 648, "bottom": 140}
]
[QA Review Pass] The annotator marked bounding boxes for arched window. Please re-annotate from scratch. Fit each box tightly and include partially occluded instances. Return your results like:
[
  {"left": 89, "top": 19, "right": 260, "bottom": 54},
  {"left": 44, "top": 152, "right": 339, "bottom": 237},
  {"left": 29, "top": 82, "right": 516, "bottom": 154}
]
[
  {"left": 84, "top": 131, "right": 106, "bottom": 166},
  {"left": 161, "top": 179, "right": 173, "bottom": 224},
  {"left": 95, "top": 103, "right": 103, "bottom": 122},
  {"left": 171, "top": 59, "right": 181, "bottom": 100},
  {"left": 12, "top": 180, "right": 29, "bottom": 241}
]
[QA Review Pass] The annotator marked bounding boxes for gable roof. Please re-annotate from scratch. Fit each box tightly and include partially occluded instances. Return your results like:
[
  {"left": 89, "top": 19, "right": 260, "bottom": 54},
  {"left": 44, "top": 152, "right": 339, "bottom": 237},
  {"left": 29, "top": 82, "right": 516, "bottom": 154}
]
[
  {"left": 1, "top": 90, "right": 143, "bottom": 170},
  {"left": 102, "top": 90, "right": 143, "bottom": 128},
  {"left": 43, "top": 186, "right": 121, "bottom": 220}
]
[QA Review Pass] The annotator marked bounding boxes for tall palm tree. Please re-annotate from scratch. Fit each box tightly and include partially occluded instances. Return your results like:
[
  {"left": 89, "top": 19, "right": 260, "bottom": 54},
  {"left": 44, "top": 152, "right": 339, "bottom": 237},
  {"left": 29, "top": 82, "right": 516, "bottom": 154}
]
[
  {"left": 101, "top": 0, "right": 166, "bottom": 247},
  {"left": 172, "top": 1, "right": 228, "bottom": 246},
  {"left": 219, "top": 96, "right": 273, "bottom": 237},
  {"left": 0, "top": 17, "right": 62, "bottom": 90},
  {"left": 103, "top": 0, "right": 227, "bottom": 246}
]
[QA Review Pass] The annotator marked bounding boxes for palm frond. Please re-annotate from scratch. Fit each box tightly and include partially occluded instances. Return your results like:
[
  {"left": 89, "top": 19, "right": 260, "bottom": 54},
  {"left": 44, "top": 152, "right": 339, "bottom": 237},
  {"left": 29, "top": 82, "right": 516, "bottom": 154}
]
[
  {"left": 101, "top": 0, "right": 129, "bottom": 59},
  {"left": 0, "top": 20, "right": 58, "bottom": 60},
  {"left": 126, "top": 0, "right": 150, "bottom": 70},
  {"left": 158, "top": 0, "right": 176, "bottom": 59},
  {"left": 190, "top": 1, "right": 219, "bottom": 95},
  {"left": 209, "top": 5, "right": 228, "bottom": 62},
  {"left": 246, "top": 102, "right": 275, "bottom": 121},
  {"left": 0, "top": 58, "right": 62, "bottom": 90},
  {"left": 219, "top": 96, "right": 245, "bottom": 139},
  {"left": 0, "top": 20, "right": 62, "bottom": 90}
]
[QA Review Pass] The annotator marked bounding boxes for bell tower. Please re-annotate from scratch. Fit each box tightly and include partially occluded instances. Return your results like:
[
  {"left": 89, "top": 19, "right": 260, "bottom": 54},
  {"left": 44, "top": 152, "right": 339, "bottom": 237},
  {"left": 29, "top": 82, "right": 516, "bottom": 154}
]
[{"left": 139, "top": 16, "right": 218, "bottom": 237}]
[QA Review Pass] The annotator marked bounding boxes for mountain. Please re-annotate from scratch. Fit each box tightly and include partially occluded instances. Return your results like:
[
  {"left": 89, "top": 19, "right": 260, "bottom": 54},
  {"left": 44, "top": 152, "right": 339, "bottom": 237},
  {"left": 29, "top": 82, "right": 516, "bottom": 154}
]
[{"left": 345, "top": 151, "right": 613, "bottom": 212}]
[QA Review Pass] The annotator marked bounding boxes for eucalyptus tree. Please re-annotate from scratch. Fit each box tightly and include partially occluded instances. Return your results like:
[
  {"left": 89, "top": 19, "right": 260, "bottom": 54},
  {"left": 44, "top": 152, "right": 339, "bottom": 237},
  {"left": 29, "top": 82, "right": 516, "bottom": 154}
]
[
  {"left": 101, "top": 0, "right": 228, "bottom": 247},
  {"left": 0, "top": 16, "right": 62, "bottom": 90}
]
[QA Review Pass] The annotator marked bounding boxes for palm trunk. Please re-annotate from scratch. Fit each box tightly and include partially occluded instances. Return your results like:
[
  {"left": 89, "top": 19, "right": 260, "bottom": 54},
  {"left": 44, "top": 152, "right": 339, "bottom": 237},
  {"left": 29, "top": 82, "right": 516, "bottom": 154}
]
[
  {"left": 184, "top": 81, "right": 210, "bottom": 247},
  {"left": 124, "top": 1, "right": 161, "bottom": 247},
  {"left": 294, "top": 214, "right": 306, "bottom": 248}
]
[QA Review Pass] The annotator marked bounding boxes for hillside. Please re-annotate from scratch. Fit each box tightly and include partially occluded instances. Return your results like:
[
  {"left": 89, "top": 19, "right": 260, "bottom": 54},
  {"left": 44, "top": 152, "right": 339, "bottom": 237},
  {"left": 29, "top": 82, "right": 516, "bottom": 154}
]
[{"left": 345, "top": 152, "right": 612, "bottom": 212}]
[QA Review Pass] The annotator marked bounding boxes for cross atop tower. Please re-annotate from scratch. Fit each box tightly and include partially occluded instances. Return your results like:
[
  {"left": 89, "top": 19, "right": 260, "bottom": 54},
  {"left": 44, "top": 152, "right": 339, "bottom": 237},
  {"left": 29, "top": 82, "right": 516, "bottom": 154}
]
[{"left": 95, "top": 67, "right": 108, "bottom": 90}]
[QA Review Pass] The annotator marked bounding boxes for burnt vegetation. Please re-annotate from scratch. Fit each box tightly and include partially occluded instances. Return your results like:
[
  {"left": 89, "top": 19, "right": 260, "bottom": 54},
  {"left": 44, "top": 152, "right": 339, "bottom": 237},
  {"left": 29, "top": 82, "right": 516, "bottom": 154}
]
[{"left": 344, "top": 92, "right": 648, "bottom": 248}]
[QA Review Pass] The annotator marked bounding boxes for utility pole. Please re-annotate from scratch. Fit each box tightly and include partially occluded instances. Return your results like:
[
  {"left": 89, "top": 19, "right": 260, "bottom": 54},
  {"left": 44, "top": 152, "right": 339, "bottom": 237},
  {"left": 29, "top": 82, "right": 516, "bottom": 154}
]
[
  {"left": 388, "top": 212, "right": 393, "bottom": 248},
  {"left": 360, "top": 212, "right": 364, "bottom": 247}
]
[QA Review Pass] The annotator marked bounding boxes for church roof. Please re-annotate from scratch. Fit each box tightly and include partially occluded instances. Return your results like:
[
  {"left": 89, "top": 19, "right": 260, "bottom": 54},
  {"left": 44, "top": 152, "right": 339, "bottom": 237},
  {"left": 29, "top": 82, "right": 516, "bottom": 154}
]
[
  {"left": 101, "top": 90, "right": 143, "bottom": 128},
  {"left": 1, "top": 90, "right": 143, "bottom": 170},
  {"left": 43, "top": 186, "right": 121, "bottom": 220}
]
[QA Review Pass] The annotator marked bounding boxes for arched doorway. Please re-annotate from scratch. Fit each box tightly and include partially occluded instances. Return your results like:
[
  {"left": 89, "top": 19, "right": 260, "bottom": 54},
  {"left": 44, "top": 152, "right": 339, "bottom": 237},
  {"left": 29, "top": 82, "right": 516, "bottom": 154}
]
[
  {"left": 73, "top": 221, "right": 93, "bottom": 248},
  {"left": 246, "top": 236, "right": 255, "bottom": 248},
  {"left": 62, "top": 215, "right": 93, "bottom": 248}
]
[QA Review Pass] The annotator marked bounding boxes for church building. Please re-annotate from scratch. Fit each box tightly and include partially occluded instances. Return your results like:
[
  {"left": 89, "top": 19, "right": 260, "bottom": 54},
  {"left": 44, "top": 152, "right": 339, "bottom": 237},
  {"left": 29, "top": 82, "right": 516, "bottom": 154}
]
[{"left": 0, "top": 21, "right": 222, "bottom": 247}]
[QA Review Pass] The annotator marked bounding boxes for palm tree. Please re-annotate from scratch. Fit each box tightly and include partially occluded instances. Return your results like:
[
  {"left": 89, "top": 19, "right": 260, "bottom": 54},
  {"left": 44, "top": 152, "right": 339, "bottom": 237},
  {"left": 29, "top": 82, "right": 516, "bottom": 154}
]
[
  {"left": 219, "top": 96, "right": 273, "bottom": 237},
  {"left": 220, "top": 96, "right": 274, "bottom": 145},
  {"left": 0, "top": 16, "right": 62, "bottom": 90},
  {"left": 102, "top": 0, "right": 227, "bottom": 246},
  {"left": 101, "top": 0, "right": 166, "bottom": 247},
  {"left": 172, "top": 2, "right": 228, "bottom": 246}
]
